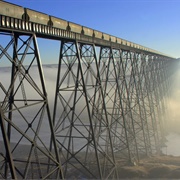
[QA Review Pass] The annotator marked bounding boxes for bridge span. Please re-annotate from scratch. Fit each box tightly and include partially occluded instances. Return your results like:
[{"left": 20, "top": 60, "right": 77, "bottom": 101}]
[{"left": 0, "top": 1, "right": 179, "bottom": 179}]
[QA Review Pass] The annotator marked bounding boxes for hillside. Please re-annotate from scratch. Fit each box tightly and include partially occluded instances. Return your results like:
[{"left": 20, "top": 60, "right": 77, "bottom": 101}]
[{"left": 118, "top": 155, "right": 180, "bottom": 179}]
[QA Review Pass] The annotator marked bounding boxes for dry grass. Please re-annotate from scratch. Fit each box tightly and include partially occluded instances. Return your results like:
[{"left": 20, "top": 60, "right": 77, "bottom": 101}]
[
  {"left": 1, "top": 140, "right": 180, "bottom": 179},
  {"left": 117, "top": 155, "right": 180, "bottom": 179}
]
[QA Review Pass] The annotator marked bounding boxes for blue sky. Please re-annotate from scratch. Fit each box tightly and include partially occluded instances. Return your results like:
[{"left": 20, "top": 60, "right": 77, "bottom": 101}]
[{"left": 3, "top": 0, "right": 180, "bottom": 63}]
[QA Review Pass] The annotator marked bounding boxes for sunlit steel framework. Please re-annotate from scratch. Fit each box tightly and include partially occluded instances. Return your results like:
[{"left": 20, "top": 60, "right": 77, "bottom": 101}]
[
  {"left": 52, "top": 40, "right": 178, "bottom": 179},
  {"left": 0, "top": 31, "right": 64, "bottom": 179},
  {"left": 0, "top": 19, "right": 179, "bottom": 180}
]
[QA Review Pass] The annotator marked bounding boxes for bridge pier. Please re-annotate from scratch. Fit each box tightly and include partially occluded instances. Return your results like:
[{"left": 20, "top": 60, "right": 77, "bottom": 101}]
[
  {"left": 53, "top": 41, "right": 118, "bottom": 179},
  {"left": 52, "top": 41, "right": 178, "bottom": 179},
  {"left": 0, "top": 31, "right": 179, "bottom": 179},
  {"left": 0, "top": 32, "right": 63, "bottom": 179}
]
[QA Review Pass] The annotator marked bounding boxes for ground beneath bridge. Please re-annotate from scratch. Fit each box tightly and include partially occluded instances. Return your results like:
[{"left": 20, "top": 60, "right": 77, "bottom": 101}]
[
  {"left": 118, "top": 155, "right": 180, "bottom": 179},
  {"left": 1, "top": 141, "right": 180, "bottom": 179}
]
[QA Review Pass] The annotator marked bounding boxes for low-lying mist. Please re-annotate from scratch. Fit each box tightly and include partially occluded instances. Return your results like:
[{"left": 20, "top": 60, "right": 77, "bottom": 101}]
[
  {"left": 1, "top": 63, "right": 180, "bottom": 155},
  {"left": 166, "top": 70, "right": 180, "bottom": 134}
]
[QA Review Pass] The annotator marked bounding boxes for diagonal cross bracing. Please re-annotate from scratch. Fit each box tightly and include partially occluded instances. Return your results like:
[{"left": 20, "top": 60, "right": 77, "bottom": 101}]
[
  {"left": 0, "top": 2, "right": 179, "bottom": 179},
  {"left": 0, "top": 32, "right": 178, "bottom": 180},
  {"left": 0, "top": 32, "right": 63, "bottom": 179}
]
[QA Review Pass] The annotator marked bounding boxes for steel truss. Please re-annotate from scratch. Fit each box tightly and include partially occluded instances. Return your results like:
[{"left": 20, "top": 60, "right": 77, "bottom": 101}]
[
  {"left": 0, "top": 32, "right": 63, "bottom": 179},
  {"left": 0, "top": 32, "right": 178, "bottom": 179},
  {"left": 53, "top": 41, "right": 118, "bottom": 179},
  {"left": 53, "top": 40, "right": 178, "bottom": 179}
]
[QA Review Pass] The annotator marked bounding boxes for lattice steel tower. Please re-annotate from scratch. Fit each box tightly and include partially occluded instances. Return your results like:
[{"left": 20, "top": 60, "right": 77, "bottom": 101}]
[{"left": 0, "top": 1, "right": 179, "bottom": 179}]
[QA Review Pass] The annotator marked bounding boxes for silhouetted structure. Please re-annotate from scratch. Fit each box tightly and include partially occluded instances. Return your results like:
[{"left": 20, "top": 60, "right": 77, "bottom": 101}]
[{"left": 0, "top": 1, "right": 179, "bottom": 179}]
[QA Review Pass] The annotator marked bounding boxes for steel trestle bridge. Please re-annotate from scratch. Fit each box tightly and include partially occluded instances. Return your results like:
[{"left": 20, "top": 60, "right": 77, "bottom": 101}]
[{"left": 0, "top": 1, "right": 179, "bottom": 179}]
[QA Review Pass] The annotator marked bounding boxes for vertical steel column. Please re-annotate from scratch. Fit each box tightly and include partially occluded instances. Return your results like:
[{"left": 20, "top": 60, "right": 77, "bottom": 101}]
[
  {"left": 99, "top": 46, "right": 137, "bottom": 165},
  {"left": 138, "top": 53, "right": 152, "bottom": 155},
  {"left": 33, "top": 35, "right": 64, "bottom": 179},
  {"left": 147, "top": 55, "right": 160, "bottom": 153},
  {"left": 154, "top": 57, "right": 166, "bottom": 146},
  {"left": 109, "top": 48, "right": 132, "bottom": 164},
  {"left": 140, "top": 55, "right": 158, "bottom": 153},
  {"left": 125, "top": 51, "right": 139, "bottom": 162},
  {"left": 119, "top": 50, "right": 139, "bottom": 163},
  {"left": 129, "top": 52, "right": 151, "bottom": 156},
  {"left": 0, "top": 106, "right": 17, "bottom": 179},
  {"left": 160, "top": 58, "right": 174, "bottom": 132},
  {"left": 97, "top": 46, "right": 121, "bottom": 174}
]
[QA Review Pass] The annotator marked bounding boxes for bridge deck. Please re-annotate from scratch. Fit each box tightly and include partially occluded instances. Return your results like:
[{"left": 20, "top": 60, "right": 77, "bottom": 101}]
[
  {"left": 0, "top": 1, "right": 174, "bottom": 58},
  {"left": 0, "top": 1, "right": 178, "bottom": 179}
]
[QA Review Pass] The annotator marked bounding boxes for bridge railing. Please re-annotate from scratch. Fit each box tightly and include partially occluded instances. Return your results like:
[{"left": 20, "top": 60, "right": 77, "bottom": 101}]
[
  {"left": 0, "top": 1, "right": 179, "bottom": 179},
  {"left": 0, "top": 5, "right": 175, "bottom": 59}
]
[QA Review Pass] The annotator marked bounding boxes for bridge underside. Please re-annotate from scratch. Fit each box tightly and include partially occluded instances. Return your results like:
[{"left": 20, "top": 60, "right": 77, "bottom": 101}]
[{"left": 0, "top": 31, "right": 178, "bottom": 179}]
